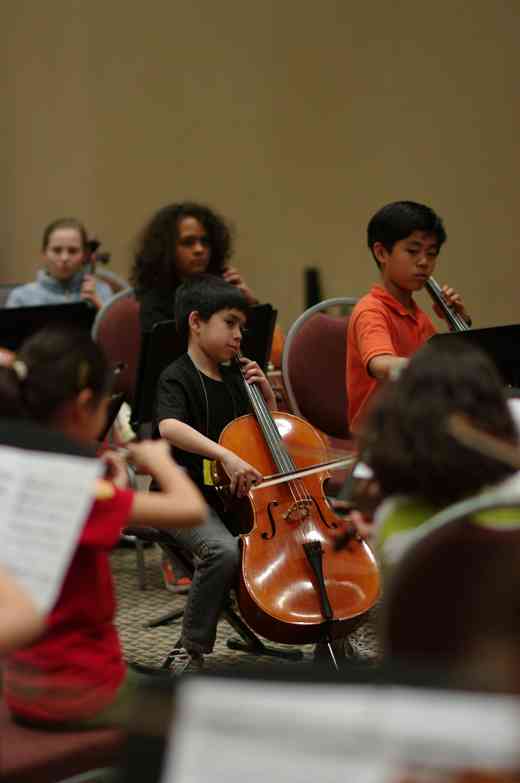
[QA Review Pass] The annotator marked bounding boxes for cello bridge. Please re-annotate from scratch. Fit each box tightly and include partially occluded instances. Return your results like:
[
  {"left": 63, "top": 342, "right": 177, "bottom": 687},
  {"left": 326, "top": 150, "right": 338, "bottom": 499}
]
[{"left": 284, "top": 499, "right": 313, "bottom": 522}]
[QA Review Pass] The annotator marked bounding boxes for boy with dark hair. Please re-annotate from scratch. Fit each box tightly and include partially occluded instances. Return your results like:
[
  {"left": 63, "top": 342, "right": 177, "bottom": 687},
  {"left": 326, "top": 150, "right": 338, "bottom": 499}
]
[
  {"left": 154, "top": 274, "right": 276, "bottom": 672},
  {"left": 347, "top": 201, "right": 471, "bottom": 435}
]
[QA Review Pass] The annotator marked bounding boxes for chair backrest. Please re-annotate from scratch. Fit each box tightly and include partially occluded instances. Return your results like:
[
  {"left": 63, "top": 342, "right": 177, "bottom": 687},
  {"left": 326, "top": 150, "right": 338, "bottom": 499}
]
[
  {"left": 281, "top": 297, "right": 358, "bottom": 439},
  {"left": 383, "top": 486, "right": 520, "bottom": 675},
  {"left": 92, "top": 288, "right": 141, "bottom": 403}
]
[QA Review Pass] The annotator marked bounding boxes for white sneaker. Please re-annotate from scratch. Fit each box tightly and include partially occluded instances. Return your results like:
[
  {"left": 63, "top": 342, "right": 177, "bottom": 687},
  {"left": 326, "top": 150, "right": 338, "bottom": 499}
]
[{"left": 164, "top": 647, "right": 204, "bottom": 675}]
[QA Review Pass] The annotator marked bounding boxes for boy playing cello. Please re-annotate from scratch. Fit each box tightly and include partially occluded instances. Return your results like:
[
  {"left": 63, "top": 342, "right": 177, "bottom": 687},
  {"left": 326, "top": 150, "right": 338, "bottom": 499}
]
[
  {"left": 154, "top": 274, "right": 276, "bottom": 672},
  {"left": 347, "top": 201, "right": 471, "bottom": 436}
]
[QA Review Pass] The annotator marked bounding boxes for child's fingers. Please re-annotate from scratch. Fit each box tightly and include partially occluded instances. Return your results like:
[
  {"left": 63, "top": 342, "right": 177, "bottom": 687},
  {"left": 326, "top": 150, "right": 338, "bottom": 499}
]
[
  {"left": 223, "top": 271, "right": 242, "bottom": 286},
  {"left": 236, "top": 467, "right": 262, "bottom": 497},
  {"left": 442, "top": 285, "right": 462, "bottom": 305},
  {"left": 101, "top": 450, "right": 128, "bottom": 487},
  {"left": 245, "top": 371, "right": 263, "bottom": 385},
  {"left": 241, "top": 360, "right": 265, "bottom": 385}
]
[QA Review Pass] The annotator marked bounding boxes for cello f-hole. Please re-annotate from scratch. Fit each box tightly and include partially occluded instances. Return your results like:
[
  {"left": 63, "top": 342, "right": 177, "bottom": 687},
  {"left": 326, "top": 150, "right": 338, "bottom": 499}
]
[
  {"left": 308, "top": 496, "right": 338, "bottom": 530},
  {"left": 261, "top": 502, "right": 278, "bottom": 540}
]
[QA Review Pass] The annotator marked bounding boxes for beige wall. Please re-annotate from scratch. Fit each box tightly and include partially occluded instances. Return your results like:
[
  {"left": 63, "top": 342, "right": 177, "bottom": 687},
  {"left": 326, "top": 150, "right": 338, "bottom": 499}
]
[{"left": 3, "top": 1, "right": 519, "bottom": 330}]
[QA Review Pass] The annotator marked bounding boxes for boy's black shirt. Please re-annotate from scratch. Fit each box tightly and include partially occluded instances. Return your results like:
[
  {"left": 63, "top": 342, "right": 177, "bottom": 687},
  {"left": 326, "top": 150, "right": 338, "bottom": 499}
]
[{"left": 153, "top": 353, "right": 250, "bottom": 514}]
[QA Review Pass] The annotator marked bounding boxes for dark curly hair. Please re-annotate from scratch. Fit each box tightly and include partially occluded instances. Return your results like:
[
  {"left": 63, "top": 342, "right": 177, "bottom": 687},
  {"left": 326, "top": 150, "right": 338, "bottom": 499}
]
[
  {"left": 360, "top": 339, "right": 517, "bottom": 507},
  {"left": 131, "top": 202, "right": 233, "bottom": 292}
]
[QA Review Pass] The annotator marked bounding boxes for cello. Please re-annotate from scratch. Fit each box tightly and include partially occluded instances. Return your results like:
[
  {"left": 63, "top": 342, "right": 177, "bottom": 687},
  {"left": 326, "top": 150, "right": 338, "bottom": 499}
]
[
  {"left": 424, "top": 276, "right": 472, "bottom": 332},
  {"left": 213, "top": 355, "right": 380, "bottom": 650}
]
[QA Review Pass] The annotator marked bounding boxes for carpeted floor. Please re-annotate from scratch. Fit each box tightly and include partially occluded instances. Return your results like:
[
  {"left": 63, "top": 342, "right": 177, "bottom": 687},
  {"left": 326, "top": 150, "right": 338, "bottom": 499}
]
[{"left": 112, "top": 544, "right": 382, "bottom": 673}]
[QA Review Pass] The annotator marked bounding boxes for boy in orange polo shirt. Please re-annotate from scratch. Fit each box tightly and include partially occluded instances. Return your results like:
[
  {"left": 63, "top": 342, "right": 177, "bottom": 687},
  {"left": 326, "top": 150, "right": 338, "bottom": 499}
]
[{"left": 347, "top": 201, "right": 471, "bottom": 435}]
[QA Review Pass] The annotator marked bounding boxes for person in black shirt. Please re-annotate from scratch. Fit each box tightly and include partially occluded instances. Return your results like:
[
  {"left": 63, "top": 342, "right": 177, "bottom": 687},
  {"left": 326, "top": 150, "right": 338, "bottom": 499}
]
[
  {"left": 154, "top": 275, "right": 276, "bottom": 672},
  {"left": 130, "top": 201, "right": 286, "bottom": 369},
  {"left": 131, "top": 202, "right": 258, "bottom": 335}
]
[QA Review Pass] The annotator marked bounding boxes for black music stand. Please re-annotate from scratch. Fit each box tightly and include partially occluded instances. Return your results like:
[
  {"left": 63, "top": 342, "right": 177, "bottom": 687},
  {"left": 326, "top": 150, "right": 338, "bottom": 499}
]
[
  {"left": 429, "top": 324, "right": 520, "bottom": 390},
  {"left": 0, "top": 301, "right": 96, "bottom": 351},
  {"left": 131, "top": 303, "right": 277, "bottom": 433}
]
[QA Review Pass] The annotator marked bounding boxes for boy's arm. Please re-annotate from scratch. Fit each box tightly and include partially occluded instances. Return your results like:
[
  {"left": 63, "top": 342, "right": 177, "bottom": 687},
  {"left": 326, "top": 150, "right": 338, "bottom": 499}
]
[
  {"left": 158, "top": 418, "right": 262, "bottom": 496},
  {"left": 354, "top": 307, "right": 408, "bottom": 381},
  {"left": 368, "top": 355, "right": 409, "bottom": 381},
  {"left": 155, "top": 376, "right": 227, "bottom": 465},
  {"left": 159, "top": 418, "right": 228, "bottom": 461}
]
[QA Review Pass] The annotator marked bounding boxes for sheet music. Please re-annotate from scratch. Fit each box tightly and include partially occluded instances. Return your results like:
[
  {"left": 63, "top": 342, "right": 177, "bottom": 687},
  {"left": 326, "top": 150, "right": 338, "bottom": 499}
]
[
  {"left": 162, "top": 679, "right": 520, "bottom": 783},
  {"left": 0, "top": 444, "right": 102, "bottom": 613}
]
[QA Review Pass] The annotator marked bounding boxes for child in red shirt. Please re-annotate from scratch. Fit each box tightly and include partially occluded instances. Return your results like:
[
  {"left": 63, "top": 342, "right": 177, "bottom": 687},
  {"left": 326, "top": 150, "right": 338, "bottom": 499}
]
[
  {"left": 0, "top": 327, "right": 206, "bottom": 728},
  {"left": 347, "top": 201, "right": 471, "bottom": 435}
]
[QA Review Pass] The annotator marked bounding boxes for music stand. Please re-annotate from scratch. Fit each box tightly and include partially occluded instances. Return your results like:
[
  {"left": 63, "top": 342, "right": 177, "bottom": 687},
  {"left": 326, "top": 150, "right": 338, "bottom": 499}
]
[
  {"left": 0, "top": 302, "right": 96, "bottom": 351},
  {"left": 131, "top": 304, "right": 277, "bottom": 433},
  {"left": 429, "top": 324, "right": 520, "bottom": 389}
]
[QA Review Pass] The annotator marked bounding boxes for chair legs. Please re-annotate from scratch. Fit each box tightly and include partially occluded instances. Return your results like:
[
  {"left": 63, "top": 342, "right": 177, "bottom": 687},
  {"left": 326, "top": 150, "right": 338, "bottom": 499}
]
[
  {"left": 143, "top": 607, "right": 184, "bottom": 629},
  {"left": 135, "top": 538, "right": 147, "bottom": 590}
]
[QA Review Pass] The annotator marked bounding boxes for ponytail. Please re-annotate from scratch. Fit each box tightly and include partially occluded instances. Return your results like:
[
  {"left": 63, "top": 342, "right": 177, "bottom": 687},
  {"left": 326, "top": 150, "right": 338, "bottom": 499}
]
[{"left": 0, "top": 328, "right": 111, "bottom": 424}]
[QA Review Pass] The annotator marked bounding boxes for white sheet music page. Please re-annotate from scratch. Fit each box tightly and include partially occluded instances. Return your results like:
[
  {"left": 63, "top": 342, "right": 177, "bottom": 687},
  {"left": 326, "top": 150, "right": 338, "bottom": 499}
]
[
  {"left": 162, "top": 679, "right": 520, "bottom": 783},
  {"left": 0, "top": 444, "right": 102, "bottom": 613}
]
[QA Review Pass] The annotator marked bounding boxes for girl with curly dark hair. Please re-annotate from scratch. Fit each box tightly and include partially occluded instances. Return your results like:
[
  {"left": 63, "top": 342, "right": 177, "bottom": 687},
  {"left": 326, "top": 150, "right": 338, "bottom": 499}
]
[
  {"left": 131, "top": 202, "right": 258, "bottom": 334},
  {"left": 358, "top": 339, "right": 519, "bottom": 570}
]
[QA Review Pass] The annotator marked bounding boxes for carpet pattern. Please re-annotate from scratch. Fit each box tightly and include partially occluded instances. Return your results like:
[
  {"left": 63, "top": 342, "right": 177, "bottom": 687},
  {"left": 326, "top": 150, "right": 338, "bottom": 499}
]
[{"left": 112, "top": 544, "right": 382, "bottom": 672}]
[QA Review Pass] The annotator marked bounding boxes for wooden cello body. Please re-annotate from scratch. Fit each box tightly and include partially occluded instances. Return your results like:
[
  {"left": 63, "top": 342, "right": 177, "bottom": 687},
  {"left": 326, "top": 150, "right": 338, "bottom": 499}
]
[{"left": 216, "top": 404, "right": 380, "bottom": 645}]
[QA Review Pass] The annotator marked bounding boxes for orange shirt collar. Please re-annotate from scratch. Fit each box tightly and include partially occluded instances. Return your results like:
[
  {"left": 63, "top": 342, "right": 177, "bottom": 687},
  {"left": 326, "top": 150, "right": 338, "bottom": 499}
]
[{"left": 370, "top": 284, "right": 419, "bottom": 321}]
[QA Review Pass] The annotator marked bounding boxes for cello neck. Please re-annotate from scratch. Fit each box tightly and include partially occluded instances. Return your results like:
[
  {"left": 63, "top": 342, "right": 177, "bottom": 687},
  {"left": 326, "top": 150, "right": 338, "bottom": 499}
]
[
  {"left": 424, "top": 276, "right": 470, "bottom": 332},
  {"left": 234, "top": 354, "right": 295, "bottom": 475}
]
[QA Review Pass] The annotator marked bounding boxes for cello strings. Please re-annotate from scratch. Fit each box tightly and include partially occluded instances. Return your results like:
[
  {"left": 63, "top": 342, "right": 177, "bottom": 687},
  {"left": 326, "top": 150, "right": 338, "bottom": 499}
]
[
  {"left": 250, "top": 384, "right": 313, "bottom": 507},
  {"left": 246, "top": 382, "right": 303, "bottom": 506},
  {"left": 238, "top": 358, "right": 326, "bottom": 543},
  {"left": 248, "top": 383, "right": 320, "bottom": 544},
  {"left": 246, "top": 378, "right": 327, "bottom": 544},
  {"left": 238, "top": 363, "right": 301, "bottom": 504}
]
